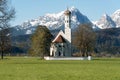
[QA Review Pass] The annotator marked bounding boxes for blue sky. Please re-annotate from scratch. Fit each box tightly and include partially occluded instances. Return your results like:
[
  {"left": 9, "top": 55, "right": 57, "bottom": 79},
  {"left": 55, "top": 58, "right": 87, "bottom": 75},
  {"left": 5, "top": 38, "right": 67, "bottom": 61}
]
[{"left": 11, "top": 0, "right": 120, "bottom": 26}]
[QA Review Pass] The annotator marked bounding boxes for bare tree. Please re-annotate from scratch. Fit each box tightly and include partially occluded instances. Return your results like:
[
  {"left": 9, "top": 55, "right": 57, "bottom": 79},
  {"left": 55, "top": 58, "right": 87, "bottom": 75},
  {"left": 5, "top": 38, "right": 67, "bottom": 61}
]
[
  {"left": 0, "top": 0, "right": 15, "bottom": 59},
  {"left": 73, "top": 24, "right": 96, "bottom": 57}
]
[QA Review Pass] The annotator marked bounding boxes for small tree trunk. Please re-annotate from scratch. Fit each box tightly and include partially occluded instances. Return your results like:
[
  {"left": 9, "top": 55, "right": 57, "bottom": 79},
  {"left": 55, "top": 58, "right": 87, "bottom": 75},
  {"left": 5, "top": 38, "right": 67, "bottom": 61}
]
[
  {"left": 40, "top": 53, "right": 44, "bottom": 59},
  {"left": 1, "top": 51, "right": 4, "bottom": 59},
  {"left": 82, "top": 52, "right": 85, "bottom": 57}
]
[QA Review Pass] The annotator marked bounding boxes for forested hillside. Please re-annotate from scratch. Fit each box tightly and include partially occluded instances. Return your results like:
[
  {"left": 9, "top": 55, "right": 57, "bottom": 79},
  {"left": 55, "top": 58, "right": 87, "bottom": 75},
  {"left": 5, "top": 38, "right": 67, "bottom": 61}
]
[
  {"left": 10, "top": 28, "right": 120, "bottom": 56},
  {"left": 96, "top": 28, "right": 120, "bottom": 56}
]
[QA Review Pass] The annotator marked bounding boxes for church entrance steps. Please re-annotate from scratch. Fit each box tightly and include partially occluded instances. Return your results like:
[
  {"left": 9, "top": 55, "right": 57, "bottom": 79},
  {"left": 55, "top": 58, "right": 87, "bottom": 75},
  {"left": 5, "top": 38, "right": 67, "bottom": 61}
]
[{"left": 44, "top": 56, "right": 92, "bottom": 60}]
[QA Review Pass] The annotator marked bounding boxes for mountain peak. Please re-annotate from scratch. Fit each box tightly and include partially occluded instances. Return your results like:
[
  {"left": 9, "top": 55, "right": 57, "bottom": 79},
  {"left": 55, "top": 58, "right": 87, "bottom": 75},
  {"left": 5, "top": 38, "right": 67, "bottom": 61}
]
[
  {"left": 103, "top": 13, "right": 109, "bottom": 17},
  {"left": 95, "top": 13, "right": 116, "bottom": 29},
  {"left": 12, "top": 7, "right": 91, "bottom": 36},
  {"left": 113, "top": 9, "right": 120, "bottom": 15},
  {"left": 45, "top": 11, "right": 64, "bottom": 18},
  {"left": 102, "top": 13, "right": 112, "bottom": 21},
  {"left": 111, "top": 9, "right": 120, "bottom": 27},
  {"left": 11, "top": 8, "right": 120, "bottom": 36},
  {"left": 69, "top": 6, "right": 80, "bottom": 13},
  {"left": 69, "top": 6, "right": 78, "bottom": 11}
]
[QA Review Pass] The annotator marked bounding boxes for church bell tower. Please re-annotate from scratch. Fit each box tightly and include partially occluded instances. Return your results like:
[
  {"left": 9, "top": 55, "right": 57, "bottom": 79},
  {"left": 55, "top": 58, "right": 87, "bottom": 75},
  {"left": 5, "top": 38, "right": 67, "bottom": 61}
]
[
  {"left": 64, "top": 8, "right": 71, "bottom": 43},
  {"left": 64, "top": 8, "right": 72, "bottom": 56}
]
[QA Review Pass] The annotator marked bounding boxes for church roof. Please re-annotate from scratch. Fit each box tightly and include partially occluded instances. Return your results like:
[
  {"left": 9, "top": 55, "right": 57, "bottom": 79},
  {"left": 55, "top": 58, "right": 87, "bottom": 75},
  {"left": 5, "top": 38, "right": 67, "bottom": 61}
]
[
  {"left": 52, "top": 35, "right": 66, "bottom": 43},
  {"left": 64, "top": 9, "right": 71, "bottom": 15}
]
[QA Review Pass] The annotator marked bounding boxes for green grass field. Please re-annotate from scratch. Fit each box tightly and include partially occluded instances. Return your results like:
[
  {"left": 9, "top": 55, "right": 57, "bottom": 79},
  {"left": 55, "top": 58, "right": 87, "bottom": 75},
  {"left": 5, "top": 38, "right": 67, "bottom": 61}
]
[{"left": 0, "top": 57, "right": 120, "bottom": 80}]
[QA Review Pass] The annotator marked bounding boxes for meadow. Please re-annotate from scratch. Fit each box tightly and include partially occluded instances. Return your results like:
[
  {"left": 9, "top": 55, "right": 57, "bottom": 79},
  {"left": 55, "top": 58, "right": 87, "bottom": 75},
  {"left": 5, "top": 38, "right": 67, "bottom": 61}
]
[{"left": 0, "top": 57, "right": 120, "bottom": 80}]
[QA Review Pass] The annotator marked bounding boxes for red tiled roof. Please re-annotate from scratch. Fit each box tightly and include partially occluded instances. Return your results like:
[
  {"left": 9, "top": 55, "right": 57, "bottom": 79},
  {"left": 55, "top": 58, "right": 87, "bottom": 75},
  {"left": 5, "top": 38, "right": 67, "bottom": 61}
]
[{"left": 53, "top": 35, "right": 66, "bottom": 43}]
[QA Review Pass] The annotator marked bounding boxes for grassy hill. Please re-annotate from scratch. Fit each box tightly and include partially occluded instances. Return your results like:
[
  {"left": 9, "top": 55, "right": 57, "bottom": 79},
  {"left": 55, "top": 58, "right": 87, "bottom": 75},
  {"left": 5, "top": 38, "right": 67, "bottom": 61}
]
[{"left": 0, "top": 57, "right": 120, "bottom": 80}]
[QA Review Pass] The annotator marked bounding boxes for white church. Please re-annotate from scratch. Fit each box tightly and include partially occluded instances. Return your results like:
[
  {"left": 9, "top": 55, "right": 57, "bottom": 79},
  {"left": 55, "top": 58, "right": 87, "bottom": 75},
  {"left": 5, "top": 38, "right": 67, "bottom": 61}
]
[
  {"left": 44, "top": 8, "right": 91, "bottom": 60},
  {"left": 50, "top": 9, "right": 72, "bottom": 57}
]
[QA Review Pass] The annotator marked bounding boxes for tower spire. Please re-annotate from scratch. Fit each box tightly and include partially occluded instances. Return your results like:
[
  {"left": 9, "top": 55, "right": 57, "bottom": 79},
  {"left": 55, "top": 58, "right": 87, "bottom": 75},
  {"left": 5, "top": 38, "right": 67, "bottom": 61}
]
[{"left": 67, "top": 6, "right": 69, "bottom": 10}]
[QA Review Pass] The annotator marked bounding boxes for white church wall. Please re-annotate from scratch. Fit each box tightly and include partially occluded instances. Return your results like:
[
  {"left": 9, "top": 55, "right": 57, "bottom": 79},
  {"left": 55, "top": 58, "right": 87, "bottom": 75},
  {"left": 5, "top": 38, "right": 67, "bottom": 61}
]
[{"left": 50, "top": 43, "right": 67, "bottom": 57}]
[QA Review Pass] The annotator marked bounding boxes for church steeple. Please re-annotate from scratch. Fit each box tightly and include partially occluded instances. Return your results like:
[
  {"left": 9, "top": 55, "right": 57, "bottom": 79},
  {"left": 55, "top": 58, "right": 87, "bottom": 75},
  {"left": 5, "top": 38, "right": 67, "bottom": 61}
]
[
  {"left": 64, "top": 8, "right": 71, "bottom": 28},
  {"left": 64, "top": 8, "right": 71, "bottom": 43}
]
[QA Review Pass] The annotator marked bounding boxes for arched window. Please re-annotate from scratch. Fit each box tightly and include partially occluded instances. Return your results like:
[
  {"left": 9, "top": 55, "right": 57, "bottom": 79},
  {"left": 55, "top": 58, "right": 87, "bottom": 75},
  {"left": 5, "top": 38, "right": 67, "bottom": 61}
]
[
  {"left": 67, "top": 20, "right": 68, "bottom": 23},
  {"left": 59, "top": 52, "right": 61, "bottom": 56}
]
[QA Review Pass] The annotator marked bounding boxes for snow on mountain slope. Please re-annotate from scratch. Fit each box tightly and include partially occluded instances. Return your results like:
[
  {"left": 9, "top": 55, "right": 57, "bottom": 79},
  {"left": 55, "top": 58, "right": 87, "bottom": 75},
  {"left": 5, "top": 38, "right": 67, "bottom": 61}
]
[
  {"left": 70, "top": 7, "right": 92, "bottom": 29},
  {"left": 12, "top": 7, "right": 92, "bottom": 36},
  {"left": 111, "top": 9, "right": 120, "bottom": 28},
  {"left": 94, "top": 14, "right": 116, "bottom": 29}
]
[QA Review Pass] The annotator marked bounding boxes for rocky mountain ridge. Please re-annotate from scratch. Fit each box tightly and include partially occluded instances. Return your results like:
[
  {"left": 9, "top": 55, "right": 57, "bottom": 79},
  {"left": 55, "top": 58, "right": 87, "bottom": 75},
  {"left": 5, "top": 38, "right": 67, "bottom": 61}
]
[{"left": 11, "top": 7, "right": 120, "bottom": 36}]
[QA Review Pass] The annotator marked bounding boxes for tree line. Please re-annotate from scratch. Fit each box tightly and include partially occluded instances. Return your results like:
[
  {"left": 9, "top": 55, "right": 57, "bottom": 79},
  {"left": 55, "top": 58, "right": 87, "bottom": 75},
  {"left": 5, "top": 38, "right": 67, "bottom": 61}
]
[
  {"left": 29, "top": 24, "right": 96, "bottom": 58},
  {"left": 29, "top": 24, "right": 120, "bottom": 58}
]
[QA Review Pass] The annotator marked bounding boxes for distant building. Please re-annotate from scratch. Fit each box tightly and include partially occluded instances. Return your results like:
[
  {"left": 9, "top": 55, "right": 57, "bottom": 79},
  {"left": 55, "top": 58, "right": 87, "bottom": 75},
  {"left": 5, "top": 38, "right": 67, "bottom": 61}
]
[{"left": 50, "top": 9, "right": 72, "bottom": 57}]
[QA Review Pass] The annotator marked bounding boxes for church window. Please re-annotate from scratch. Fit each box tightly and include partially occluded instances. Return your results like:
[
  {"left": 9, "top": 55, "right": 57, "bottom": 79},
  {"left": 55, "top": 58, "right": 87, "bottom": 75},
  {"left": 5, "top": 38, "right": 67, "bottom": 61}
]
[
  {"left": 67, "top": 20, "right": 68, "bottom": 23},
  {"left": 59, "top": 52, "right": 61, "bottom": 56}
]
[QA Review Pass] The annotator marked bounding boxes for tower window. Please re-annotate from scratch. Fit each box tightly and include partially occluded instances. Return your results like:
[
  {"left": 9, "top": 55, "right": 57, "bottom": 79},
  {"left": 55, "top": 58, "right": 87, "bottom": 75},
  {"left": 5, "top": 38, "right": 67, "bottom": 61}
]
[{"left": 67, "top": 20, "right": 68, "bottom": 23}]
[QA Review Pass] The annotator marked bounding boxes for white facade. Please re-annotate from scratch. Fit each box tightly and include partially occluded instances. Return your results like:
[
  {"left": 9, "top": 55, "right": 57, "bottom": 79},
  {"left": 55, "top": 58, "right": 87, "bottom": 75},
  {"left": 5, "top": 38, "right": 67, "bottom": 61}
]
[
  {"left": 50, "top": 9, "right": 72, "bottom": 57},
  {"left": 64, "top": 10, "right": 71, "bottom": 43}
]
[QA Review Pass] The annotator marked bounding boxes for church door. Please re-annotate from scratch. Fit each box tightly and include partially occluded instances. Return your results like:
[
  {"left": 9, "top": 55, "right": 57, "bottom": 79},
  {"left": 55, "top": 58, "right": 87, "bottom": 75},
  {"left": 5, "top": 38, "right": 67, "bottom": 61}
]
[{"left": 59, "top": 52, "right": 61, "bottom": 56}]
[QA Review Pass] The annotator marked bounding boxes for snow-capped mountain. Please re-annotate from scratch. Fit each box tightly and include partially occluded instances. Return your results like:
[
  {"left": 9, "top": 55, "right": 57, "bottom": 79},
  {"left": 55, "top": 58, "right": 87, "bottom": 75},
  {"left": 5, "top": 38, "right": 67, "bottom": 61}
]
[
  {"left": 94, "top": 14, "right": 116, "bottom": 29},
  {"left": 111, "top": 9, "right": 120, "bottom": 28},
  {"left": 12, "top": 7, "right": 92, "bottom": 36},
  {"left": 12, "top": 7, "right": 120, "bottom": 36}
]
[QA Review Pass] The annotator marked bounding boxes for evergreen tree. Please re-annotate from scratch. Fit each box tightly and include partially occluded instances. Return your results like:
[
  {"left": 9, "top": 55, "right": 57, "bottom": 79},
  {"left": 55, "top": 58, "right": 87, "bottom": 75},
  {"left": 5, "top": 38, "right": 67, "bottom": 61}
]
[{"left": 29, "top": 25, "right": 52, "bottom": 59}]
